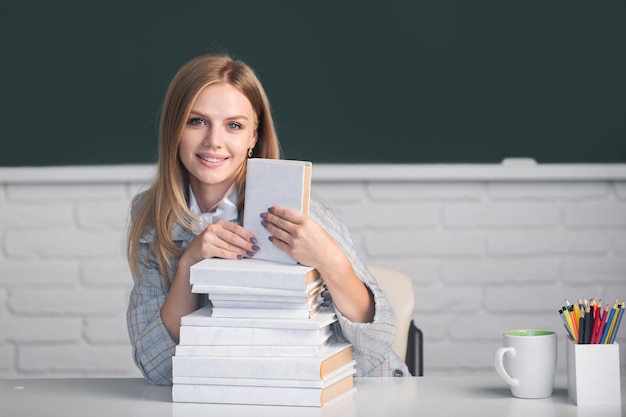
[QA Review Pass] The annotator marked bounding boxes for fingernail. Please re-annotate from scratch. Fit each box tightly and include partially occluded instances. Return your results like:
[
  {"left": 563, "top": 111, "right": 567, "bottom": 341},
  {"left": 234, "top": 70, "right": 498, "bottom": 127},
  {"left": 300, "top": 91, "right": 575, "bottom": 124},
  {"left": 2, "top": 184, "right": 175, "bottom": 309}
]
[
  {"left": 252, "top": 245, "right": 260, "bottom": 251},
  {"left": 268, "top": 236, "right": 274, "bottom": 242},
  {"left": 260, "top": 212, "right": 268, "bottom": 219},
  {"left": 268, "top": 207, "right": 275, "bottom": 213},
  {"left": 246, "top": 251, "right": 255, "bottom": 257},
  {"left": 250, "top": 237, "right": 257, "bottom": 244},
  {"left": 261, "top": 220, "right": 268, "bottom": 227},
  {"left": 237, "top": 254, "right": 244, "bottom": 260}
]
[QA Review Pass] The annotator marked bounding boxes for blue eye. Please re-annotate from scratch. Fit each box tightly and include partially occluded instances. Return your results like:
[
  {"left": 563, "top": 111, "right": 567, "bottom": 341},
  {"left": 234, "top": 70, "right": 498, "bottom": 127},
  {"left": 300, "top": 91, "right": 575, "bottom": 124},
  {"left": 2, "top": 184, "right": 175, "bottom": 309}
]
[
  {"left": 189, "top": 117, "right": 207, "bottom": 126},
  {"left": 227, "top": 122, "right": 242, "bottom": 130}
]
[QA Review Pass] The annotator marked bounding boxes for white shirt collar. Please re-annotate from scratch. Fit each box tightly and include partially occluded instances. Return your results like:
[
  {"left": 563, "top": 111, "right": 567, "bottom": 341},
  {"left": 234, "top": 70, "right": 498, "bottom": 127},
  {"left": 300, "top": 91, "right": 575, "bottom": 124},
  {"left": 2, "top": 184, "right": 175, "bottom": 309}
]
[{"left": 188, "top": 184, "right": 239, "bottom": 235}]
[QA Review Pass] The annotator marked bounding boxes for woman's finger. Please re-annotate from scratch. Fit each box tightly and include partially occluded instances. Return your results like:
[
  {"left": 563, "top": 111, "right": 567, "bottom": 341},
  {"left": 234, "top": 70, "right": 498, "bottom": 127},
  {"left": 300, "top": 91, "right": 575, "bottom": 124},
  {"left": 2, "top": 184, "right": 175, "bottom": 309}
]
[
  {"left": 203, "top": 221, "right": 259, "bottom": 258},
  {"left": 266, "top": 206, "right": 303, "bottom": 225}
]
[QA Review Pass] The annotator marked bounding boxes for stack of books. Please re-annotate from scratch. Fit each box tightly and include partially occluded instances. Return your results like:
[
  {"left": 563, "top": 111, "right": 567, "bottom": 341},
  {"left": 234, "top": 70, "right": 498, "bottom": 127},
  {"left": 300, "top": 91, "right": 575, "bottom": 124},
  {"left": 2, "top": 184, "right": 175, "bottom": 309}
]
[{"left": 171, "top": 258, "right": 357, "bottom": 407}]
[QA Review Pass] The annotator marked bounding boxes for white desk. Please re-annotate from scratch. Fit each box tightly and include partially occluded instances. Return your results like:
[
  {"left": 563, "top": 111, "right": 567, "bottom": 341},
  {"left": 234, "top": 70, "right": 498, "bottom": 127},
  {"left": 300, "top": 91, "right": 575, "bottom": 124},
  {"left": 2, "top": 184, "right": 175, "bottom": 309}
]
[{"left": 1, "top": 376, "right": 624, "bottom": 417}]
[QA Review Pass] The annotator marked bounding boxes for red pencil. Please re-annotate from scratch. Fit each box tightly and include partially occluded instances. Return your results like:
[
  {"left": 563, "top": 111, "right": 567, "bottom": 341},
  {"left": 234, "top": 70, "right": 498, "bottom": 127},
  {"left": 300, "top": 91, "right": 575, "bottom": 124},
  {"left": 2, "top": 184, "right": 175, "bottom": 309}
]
[
  {"left": 590, "top": 300, "right": 602, "bottom": 344},
  {"left": 593, "top": 305, "right": 610, "bottom": 344}
]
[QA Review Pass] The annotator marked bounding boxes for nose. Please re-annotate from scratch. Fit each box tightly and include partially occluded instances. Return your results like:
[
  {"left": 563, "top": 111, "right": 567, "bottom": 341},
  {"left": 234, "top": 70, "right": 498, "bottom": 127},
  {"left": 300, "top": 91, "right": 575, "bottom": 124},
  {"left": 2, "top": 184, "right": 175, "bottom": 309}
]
[{"left": 202, "top": 127, "right": 223, "bottom": 148}]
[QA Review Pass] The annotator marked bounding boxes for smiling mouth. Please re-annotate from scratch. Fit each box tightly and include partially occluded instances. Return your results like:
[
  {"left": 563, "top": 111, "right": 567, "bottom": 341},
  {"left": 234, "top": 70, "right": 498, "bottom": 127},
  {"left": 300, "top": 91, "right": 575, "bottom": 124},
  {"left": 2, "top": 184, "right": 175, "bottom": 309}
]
[{"left": 198, "top": 155, "right": 226, "bottom": 163}]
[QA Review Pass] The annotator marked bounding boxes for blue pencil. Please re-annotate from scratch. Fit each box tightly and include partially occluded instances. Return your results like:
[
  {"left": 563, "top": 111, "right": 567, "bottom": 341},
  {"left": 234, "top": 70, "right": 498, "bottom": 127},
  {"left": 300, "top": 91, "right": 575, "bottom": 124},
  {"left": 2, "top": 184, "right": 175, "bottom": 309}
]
[{"left": 608, "top": 303, "right": 623, "bottom": 344}]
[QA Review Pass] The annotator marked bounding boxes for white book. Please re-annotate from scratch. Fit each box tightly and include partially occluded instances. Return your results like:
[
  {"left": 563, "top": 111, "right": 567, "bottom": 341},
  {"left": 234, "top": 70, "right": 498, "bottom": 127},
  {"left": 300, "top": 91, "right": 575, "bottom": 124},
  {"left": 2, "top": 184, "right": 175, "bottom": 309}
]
[
  {"left": 172, "top": 362, "right": 356, "bottom": 388},
  {"left": 209, "top": 294, "right": 322, "bottom": 309},
  {"left": 243, "top": 158, "right": 312, "bottom": 265},
  {"left": 172, "top": 342, "right": 352, "bottom": 380},
  {"left": 172, "top": 375, "right": 354, "bottom": 407},
  {"left": 178, "top": 323, "right": 333, "bottom": 346},
  {"left": 209, "top": 303, "right": 322, "bottom": 319},
  {"left": 174, "top": 339, "right": 331, "bottom": 358},
  {"left": 208, "top": 284, "right": 324, "bottom": 303},
  {"left": 180, "top": 305, "right": 336, "bottom": 329},
  {"left": 190, "top": 258, "right": 320, "bottom": 291},
  {"left": 192, "top": 279, "right": 323, "bottom": 297}
]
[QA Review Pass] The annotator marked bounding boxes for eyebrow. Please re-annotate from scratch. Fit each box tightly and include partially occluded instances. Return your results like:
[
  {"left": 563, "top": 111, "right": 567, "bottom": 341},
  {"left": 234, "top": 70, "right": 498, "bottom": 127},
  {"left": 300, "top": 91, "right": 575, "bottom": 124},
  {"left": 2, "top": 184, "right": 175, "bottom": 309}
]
[{"left": 189, "top": 110, "right": 250, "bottom": 121}]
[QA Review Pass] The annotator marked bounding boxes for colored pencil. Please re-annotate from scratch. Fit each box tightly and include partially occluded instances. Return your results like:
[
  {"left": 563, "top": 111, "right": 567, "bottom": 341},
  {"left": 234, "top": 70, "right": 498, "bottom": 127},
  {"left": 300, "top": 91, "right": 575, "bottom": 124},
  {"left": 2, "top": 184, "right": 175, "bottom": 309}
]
[
  {"left": 560, "top": 308, "right": 574, "bottom": 339},
  {"left": 608, "top": 302, "right": 623, "bottom": 344},
  {"left": 578, "top": 308, "right": 585, "bottom": 344},
  {"left": 589, "top": 301, "right": 598, "bottom": 343},
  {"left": 583, "top": 305, "right": 593, "bottom": 345},
  {"left": 574, "top": 299, "right": 582, "bottom": 325},
  {"left": 600, "top": 303, "right": 617, "bottom": 344},
  {"left": 590, "top": 303, "right": 606, "bottom": 344},
  {"left": 560, "top": 307, "right": 576, "bottom": 340},
  {"left": 565, "top": 300, "right": 578, "bottom": 341}
]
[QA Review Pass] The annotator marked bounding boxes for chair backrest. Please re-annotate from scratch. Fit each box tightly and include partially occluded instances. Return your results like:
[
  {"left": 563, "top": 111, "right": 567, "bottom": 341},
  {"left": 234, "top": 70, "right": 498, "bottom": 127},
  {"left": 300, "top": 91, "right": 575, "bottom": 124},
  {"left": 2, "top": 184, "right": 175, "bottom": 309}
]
[{"left": 367, "top": 265, "right": 415, "bottom": 362}]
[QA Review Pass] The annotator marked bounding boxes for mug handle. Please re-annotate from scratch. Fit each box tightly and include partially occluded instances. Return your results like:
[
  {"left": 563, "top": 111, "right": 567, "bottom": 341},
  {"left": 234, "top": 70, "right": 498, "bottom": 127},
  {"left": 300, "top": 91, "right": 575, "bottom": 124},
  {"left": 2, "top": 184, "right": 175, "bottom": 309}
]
[{"left": 494, "top": 347, "right": 520, "bottom": 387}]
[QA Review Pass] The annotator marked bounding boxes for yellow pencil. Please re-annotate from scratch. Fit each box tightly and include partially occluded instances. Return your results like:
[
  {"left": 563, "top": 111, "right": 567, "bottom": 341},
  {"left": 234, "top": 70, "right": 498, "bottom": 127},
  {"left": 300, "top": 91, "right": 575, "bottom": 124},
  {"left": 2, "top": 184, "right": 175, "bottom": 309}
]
[
  {"left": 574, "top": 299, "right": 582, "bottom": 324},
  {"left": 562, "top": 306, "right": 576, "bottom": 340},
  {"left": 566, "top": 299, "right": 579, "bottom": 340}
]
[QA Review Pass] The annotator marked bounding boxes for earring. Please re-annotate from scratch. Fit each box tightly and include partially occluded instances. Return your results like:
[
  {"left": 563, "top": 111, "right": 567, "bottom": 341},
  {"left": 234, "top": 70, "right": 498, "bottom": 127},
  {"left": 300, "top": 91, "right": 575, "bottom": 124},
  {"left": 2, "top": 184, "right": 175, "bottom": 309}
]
[{"left": 248, "top": 148, "right": 254, "bottom": 158}]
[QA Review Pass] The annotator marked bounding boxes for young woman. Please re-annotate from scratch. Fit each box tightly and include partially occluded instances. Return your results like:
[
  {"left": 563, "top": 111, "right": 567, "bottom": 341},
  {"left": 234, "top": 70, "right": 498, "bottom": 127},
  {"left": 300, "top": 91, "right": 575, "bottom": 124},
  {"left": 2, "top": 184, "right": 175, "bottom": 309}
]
[{"left": 126, "top": 54, "right": 409, "bottom": 385}]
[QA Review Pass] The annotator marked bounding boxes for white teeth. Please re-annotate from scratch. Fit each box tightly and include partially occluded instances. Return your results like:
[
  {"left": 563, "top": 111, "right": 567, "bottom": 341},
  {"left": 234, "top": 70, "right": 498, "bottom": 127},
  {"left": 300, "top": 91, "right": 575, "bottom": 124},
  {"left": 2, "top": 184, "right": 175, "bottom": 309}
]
[{"left": 200, "top": 156, "right": 223, "bottom": 163}]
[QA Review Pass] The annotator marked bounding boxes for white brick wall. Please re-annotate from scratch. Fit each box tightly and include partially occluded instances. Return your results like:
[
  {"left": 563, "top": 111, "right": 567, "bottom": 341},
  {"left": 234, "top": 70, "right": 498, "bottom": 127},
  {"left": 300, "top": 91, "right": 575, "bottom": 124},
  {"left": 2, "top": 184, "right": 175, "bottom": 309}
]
[{"left": 1, "top": 164, "right": 625, "bottom": 378}]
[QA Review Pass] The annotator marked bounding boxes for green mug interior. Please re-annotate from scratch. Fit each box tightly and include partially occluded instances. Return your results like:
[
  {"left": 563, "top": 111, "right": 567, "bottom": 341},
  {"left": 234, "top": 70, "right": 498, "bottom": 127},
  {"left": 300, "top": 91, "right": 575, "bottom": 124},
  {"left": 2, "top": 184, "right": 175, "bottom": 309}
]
[{"left": 505, "top": 329, "right": 555, "bottom": 337}]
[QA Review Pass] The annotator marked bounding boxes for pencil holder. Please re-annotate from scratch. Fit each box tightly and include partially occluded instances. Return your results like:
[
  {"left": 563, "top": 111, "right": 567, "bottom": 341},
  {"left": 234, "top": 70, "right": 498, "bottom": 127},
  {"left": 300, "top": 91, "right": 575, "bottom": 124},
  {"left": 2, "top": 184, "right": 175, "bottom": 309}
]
[{"left": 566, "top": 337, "right": 621, "bottom": 406}]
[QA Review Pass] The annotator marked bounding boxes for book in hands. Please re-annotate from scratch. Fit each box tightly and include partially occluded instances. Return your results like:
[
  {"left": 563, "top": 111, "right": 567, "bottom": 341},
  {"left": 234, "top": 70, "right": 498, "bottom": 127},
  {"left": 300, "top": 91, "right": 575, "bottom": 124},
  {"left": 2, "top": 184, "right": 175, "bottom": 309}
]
[{"left": 243, "top": 158, "right": 312, "bottom": 265}]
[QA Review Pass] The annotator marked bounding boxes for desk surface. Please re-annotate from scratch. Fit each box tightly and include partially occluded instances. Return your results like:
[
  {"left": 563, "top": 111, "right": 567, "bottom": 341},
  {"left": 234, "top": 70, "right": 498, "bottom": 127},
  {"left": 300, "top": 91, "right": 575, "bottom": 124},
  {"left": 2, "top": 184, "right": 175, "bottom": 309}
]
[{"left": 1, "top": 375, "right": 624, "bottom": 417}]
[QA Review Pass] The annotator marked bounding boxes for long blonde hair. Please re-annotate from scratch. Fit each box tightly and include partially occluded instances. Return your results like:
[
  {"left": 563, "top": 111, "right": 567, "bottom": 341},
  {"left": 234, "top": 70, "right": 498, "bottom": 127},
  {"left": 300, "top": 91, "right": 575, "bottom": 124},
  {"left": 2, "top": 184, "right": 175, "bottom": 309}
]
[{"left": 127, "top": 54, "right": 281, "bottom": 284}]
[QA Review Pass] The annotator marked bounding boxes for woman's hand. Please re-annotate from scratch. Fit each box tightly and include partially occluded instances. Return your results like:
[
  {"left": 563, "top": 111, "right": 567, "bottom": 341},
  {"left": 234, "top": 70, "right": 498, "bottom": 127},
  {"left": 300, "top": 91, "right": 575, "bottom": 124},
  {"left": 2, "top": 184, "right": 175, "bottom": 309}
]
[
  {"left": 260, "top": 206, "right": 375, "bottom": 323},
  {"left": 260, "top": 206, "right": 340, "bottom": 271},
  {"left": 182, "top": 219, "right": 259, "bottom": 267}
]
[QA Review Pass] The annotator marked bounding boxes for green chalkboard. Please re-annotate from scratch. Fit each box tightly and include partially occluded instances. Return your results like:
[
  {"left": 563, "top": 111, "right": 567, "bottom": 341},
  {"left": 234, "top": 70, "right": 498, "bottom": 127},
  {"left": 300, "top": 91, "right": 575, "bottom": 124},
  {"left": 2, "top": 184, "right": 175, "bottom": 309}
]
[{"left": 1, "top": 1, "right": 625, "bottom": 166}]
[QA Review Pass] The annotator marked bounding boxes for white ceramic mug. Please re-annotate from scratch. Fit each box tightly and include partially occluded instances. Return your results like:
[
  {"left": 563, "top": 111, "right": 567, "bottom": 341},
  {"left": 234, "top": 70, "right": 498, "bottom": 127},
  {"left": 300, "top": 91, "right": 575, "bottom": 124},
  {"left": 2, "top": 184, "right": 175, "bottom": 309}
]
[{"left": 494, "top": 329, "right": 557, "bottom": 399}]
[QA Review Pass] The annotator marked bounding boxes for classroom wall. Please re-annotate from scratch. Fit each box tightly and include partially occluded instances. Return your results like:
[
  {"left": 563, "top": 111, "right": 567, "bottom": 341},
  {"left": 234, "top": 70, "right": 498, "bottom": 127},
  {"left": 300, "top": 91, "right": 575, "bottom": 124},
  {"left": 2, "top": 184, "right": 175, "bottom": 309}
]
[{"left": 0, "top": 165, "right": 625, "bottom": 378}]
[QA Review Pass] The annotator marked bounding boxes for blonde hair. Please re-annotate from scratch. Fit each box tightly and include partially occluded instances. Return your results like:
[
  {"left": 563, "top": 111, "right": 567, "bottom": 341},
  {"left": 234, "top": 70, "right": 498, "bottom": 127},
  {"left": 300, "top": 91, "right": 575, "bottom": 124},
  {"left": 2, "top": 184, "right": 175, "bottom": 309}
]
[{"left": 127, "top": 54, "right": 281, "bottom": 284}]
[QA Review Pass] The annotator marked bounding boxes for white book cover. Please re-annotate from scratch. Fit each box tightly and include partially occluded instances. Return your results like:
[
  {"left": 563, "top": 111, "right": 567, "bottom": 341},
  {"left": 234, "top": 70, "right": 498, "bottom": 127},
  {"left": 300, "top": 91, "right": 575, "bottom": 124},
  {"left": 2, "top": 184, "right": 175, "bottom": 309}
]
[
  {"left": 172, "top": 375, "right": 354, "bottom": 407},
  {"left": 243, "top": 158, "right": 312, "bottom": 265},
  {"left": 172, "top": 342, "right": 352, "bottom": 380},
  {"left": 172, "top": 362, "right": 356, "bottom": 388},
  {"left": 190, "top": 258, "right": 320, "bottom": 291},
  {"left": 192, "top": 279, "right": 323, "bottom": 297},
  {"left": 180, "top": 305, "right": 336, "bottom": 329},
  {"left": 209, "top": 302, "right": 322, "bottom": 319},
  {"left": 174, "top": 339, "right": 331, "bottom": 358},
  {"left": 178, "top": 323, "right": 333, "bottom": 346}
]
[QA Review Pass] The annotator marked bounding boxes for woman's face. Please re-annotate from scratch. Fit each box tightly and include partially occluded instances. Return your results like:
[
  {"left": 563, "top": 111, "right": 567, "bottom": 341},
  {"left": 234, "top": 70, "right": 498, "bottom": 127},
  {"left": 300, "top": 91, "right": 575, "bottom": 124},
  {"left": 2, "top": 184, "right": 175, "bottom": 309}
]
[{"left": 178, "top": 82, "right": 257, "bottom": 209}]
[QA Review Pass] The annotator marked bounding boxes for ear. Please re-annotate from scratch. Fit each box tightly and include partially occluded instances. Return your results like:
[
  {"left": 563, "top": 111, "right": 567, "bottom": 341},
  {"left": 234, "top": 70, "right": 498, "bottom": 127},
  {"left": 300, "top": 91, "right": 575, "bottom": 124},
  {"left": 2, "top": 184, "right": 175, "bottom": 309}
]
[{"left": 249, "top": 129, "right": 259, "bottom": 150}]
